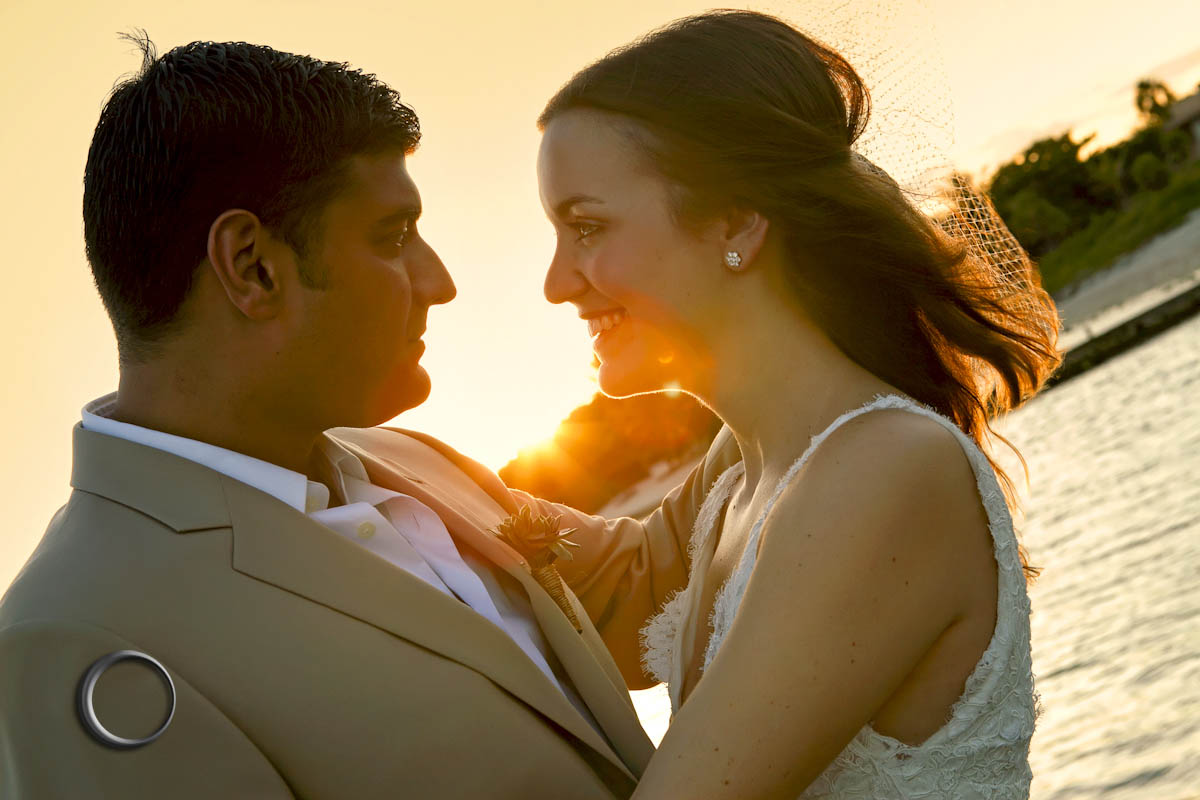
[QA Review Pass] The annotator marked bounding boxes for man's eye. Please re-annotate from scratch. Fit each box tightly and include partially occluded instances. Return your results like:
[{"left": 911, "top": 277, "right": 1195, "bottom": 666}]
[{"left": 391, "top": 225, "right": 412, "bottom": 248}]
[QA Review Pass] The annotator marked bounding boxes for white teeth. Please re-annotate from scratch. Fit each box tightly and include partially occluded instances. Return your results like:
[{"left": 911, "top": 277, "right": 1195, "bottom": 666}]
[{"left": 587, "top": 310, "right": 627, "bottom": 337}]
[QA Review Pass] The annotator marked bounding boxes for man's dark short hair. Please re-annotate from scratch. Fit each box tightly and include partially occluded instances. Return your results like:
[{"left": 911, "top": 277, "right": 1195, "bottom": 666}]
[{"left": 83, "top": 32, "right": 421, "bottom": 360}]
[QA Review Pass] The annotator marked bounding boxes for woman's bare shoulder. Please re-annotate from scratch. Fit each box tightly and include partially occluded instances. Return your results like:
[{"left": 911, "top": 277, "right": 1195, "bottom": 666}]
[
  {"left": 799, "top": 404, "right": 978, "bottom": 509},
  {"left": 759, "top": 404, "right": 990, "bottom": 604}
]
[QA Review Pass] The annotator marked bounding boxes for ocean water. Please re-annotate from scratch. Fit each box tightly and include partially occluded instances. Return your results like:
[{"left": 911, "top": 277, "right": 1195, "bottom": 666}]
[
  {"left": 632, "top": 313, "right": 1200, "bottom": 799},
  {"left": 1006, "top": 313, "right": 1199, "bottom": 799}
]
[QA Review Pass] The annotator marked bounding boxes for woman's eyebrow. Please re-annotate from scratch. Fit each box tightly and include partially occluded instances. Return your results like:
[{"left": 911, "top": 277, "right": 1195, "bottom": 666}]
[{"left": 553, "top": 194, "right": 604, "bottom": 219}]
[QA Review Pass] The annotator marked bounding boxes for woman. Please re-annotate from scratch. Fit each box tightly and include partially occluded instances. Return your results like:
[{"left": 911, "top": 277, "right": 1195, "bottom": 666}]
[{"left": 536, "top": 10, "right": 1059, "bottom": 798}]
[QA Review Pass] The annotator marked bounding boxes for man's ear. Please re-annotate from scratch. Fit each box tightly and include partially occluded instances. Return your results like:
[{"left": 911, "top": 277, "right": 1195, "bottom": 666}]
[
  {"left": 206, "top": 209, "right": 287, "bottom": 320},
  {"left": 720, "top": 207, "right": 770, "bottom": 269}
]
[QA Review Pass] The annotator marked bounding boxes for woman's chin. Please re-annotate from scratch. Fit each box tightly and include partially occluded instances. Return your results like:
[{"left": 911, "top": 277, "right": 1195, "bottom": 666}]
[
  {"left": 596, "top": 358, "right": 674, "bottom": 399},
  {"left": 593, "top": 321, "right": 699, "bottom": 398}
]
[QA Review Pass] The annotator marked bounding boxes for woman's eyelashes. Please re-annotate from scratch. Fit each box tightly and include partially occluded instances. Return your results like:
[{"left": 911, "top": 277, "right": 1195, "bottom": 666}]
[{"left": 571, "top": 221, "right": 601, "bottom": 243}]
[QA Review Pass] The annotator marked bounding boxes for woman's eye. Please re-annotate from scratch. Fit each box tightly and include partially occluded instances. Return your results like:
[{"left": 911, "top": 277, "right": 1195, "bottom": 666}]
[{"left": 573, "top": 222, "right": 600, "bottom": 242}]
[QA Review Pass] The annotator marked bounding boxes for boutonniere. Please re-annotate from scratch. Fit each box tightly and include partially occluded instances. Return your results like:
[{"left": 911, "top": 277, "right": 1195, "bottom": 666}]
[{"left": 493, "top": 505, "right": 583, "bottom": 632}]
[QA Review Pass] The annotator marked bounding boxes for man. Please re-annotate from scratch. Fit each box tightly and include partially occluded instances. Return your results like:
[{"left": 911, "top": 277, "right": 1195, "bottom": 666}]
[{"left": 0, "top": 36, "right": 740, "bottom": 798}]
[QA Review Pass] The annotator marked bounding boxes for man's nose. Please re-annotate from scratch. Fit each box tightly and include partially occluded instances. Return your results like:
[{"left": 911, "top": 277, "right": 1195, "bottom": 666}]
[
  {"left": 543, "top": 244, "right": 587, "bottom": 305},
  {"left": 417, "top": 241, "right": 456, "bottom": 306}
]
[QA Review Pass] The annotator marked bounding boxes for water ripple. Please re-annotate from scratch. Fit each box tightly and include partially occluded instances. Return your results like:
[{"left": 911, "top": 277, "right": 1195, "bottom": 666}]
[{"left": 995, "top": 315, "right": 1200, "bottom": 800}]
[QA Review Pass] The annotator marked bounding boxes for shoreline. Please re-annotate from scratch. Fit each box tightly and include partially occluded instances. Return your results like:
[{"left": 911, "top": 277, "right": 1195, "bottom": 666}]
[
  {"left": 1047, "top": 282, "right": 1200, "bottom": 388},
  {"left": 1046, "top": 208, "right": 1200, "bottom": 387},
  {"left": 1052, "top": 207, "right": 1200, "bottom": 348}
]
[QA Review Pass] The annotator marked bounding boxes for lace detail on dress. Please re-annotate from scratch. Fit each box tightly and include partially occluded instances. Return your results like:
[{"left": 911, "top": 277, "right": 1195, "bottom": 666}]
[
  {"left": 639, "top": 461, "right": 746, "bottom": 684},
  {"left": 639, "top": 587, "right": 686, "bottom": 684},
  {"left": 641, "top": 393, "right": 1043, "bottom": 798}
]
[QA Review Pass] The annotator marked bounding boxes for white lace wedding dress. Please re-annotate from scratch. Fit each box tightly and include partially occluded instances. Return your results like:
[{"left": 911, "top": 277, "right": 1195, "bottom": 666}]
[{"left": 639, "top": 394, "right": 1040, "bottom": 798}]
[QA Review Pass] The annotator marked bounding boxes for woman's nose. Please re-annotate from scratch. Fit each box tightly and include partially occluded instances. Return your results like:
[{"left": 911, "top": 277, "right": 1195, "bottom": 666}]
[{"left": 543, "top": 245, "right": 588, "bottom": 305}]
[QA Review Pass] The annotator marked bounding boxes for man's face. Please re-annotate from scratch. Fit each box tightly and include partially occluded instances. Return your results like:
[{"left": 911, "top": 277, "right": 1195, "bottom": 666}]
[{"left": 285, "top": 150, "right": 455, "bottom": 428}]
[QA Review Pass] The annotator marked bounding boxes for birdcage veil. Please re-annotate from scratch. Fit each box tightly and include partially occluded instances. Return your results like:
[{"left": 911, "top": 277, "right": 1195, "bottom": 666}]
[
  {"left": 755, "top": 0, "right": 1060, "bottom": 394},
  {"left": 758, "top": 0, "right": 955, "bottom": 199}
]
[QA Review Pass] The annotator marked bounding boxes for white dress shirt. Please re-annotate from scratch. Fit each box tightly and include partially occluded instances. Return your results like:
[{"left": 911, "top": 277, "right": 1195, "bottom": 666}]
[{"left": 81, "top": 393, "right": 602, "bottom": 735}]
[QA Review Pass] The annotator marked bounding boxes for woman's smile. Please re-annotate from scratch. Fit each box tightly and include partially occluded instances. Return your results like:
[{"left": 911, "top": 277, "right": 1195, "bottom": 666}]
[
  {"left": 590, "top": 313, "right": 630, "bottom": 357},
  {"left": 587, "top": 308, "right": 629, "bottom": 342}
]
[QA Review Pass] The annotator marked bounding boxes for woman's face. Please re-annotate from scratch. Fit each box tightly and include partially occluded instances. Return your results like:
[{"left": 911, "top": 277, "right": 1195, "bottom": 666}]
[{"left": 538, "top": 109, "right": 724, "bottom": 397}]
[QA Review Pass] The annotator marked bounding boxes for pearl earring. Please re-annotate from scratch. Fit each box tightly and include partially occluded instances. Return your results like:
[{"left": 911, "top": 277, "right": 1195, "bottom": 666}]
[{"left": 724, "top": 251, "right": 743, "bottom": 269}]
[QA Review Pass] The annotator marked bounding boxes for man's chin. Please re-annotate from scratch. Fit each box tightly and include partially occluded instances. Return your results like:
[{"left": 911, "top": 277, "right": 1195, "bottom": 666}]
[{"left": 362, "top": 368, "right": 432, "bottom": 427}]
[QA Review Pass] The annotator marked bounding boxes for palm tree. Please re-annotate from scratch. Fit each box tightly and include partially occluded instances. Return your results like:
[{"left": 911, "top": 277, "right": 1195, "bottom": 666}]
[{"left": 1136, "top": 78, "right": 1177, "bottom": 124}]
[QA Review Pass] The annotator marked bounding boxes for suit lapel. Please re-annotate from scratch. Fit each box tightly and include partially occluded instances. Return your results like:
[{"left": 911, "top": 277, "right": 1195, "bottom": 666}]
[
  {"left": 220, "top": 477, "right": 637, "bottom": 779},
  {"left": 337, "top": 435, "right": 654, "bottom": 776},
  {"left": 519, "top": 570, "right": 655, "bottom": 776}
]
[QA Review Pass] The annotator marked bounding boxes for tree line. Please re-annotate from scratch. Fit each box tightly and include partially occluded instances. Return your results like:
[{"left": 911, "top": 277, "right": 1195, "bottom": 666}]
[{"left": 985, "top": 78, "right": 1194, "bottom": 257}]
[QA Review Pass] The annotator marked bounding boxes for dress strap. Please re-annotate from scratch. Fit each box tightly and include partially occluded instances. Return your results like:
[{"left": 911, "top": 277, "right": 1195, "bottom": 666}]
[
  {"left": 740, "top": 394, "right": 922, "bottom": 560},
  {"left": 702, "top": 393, "right": 1023, "bottom": 673}
]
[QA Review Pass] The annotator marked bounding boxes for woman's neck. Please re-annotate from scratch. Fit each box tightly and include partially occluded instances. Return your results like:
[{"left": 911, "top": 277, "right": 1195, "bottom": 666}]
[{"left": 699, "top": 302, "right": 895, "bottom": 500}]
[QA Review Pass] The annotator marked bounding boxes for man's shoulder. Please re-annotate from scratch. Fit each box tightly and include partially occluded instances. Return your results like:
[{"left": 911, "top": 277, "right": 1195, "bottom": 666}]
[
  {"left": 13, "top": 488, "right": 168, "bottom": 572},
  {"left": 0, "top": 487, "right": 225, "bottom": 634}
]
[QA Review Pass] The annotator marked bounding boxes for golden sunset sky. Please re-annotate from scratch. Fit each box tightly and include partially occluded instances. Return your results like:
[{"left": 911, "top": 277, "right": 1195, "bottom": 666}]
[{"left": 2, "top": 0, "right": 1199, "bottom": 590}]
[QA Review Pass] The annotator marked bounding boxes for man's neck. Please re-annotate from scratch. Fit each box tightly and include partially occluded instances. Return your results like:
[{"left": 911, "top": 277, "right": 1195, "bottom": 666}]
[{"left": 111, "top": 369, "right": 324, "bottom": 477}]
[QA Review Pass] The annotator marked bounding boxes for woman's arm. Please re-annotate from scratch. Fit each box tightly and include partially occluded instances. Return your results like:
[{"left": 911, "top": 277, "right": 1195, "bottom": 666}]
[
  {"left": 510, "top": 424, "right": 743, "bottom": 688},
  {"left": 631, "top": 412, "right": 984, "bottom": 798}
]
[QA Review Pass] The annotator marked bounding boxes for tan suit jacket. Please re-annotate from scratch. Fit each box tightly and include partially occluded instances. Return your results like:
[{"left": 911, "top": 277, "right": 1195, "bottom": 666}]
[{"left": 0, "top": 422, "right": 741, "bottom": 799}]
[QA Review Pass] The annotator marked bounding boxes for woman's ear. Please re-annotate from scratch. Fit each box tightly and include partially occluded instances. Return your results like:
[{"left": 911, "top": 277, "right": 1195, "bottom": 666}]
[
  {"left": 205, "top": 209, "right": 286, "bottom": 320},
  {"left": 721, "top": 207, "right": 770, "bottom": 270}
]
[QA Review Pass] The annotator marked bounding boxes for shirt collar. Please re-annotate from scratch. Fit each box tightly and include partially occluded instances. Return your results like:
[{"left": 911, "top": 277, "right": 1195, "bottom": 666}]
[{"left": 81, "top": 392, "right": 362, "bottom": 514}]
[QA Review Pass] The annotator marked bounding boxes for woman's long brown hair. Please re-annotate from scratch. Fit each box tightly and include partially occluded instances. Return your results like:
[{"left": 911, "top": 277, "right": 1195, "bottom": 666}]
[{"left": 539, "top": 9, "right": 1063, "bottom": 581}]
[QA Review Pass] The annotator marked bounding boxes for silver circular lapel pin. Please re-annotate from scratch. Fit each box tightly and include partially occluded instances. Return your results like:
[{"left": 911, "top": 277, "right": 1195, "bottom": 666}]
[{"left": 77, "top": 650, "right": 176, "bottom": 749}]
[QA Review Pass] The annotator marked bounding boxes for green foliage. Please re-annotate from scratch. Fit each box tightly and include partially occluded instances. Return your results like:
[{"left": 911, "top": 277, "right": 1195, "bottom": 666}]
[
  {"left": 988, "top": 76, "right": 1198, "bottom": 279},
  {"left": 1164, "top": 129, "right": 1192, "bottom": 165},
  {"left": 1036, "top": 159, "right": 1200, "bottom": 294},
  {"left": 1087, "top": 125, "right": 1183, "bottom": 197},
  {"left": 1135, "top": 78, "right": 1177, "bottom": 125},
  {"left": 1131, "top": 152, "right": 1170, "bottom": 191},
  {"left": 1005, "top": 189, "right": 1072, "bottom": 253},
  {"left": 988, "top": 133, "right": 1117, "bottom": 255},
  {"left": 1084, "top": 152, "right": 1125, "bottom": 208},
  {"left": 1122, "top": 125, "right": 1172, "bottom": 164}
]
